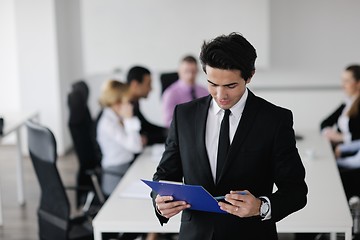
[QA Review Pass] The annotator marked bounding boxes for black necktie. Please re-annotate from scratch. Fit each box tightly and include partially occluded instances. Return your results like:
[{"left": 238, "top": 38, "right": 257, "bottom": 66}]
[
  {"left": 190, "top": 87, "right": 196, "bottom": 100},
  {"left": 216, "top": 109, "right": 231, "bottom": 181}
]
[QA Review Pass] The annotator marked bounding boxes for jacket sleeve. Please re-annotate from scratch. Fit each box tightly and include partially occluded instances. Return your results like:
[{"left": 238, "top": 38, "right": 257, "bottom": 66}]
[
  {"left": 269, "top": 110, "right": 308, "bottom": 222},
  {"left": 320, "top": 104, "right": 345, "bottom": 130},
  {"left": 151, "top": 106, "right": 184, "bottom": 225}
]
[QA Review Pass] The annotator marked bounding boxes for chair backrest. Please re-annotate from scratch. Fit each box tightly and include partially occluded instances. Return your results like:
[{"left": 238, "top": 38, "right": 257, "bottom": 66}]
[
  {"left": 68, "top": 81, "right": 89, "bottom": 125},
  {"left": 68, "top": 80, "right": 101, "bottom": 170},
  {"left": 26, "top": 121, "right": 70, "bottom": 238},
  {"left": 160, "top": 72, "right": 179, "bottom": 96}
]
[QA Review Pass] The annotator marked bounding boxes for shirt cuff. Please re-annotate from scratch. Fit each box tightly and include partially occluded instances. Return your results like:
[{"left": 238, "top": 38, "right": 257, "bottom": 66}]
[
  {"left": 259, "top": 196, "right": 271, "bottom": 220},
  {"left": 343, "top": 132, "right": 352, "bottom": 144},
  {"left": 338, "top": 143, "right": 347, "bottom": 153},
  {"left": 321, "top": 127, "right": 331, "bottom": 135},
  {"left": 123, "top": 117, "right": 141, "bottom": 131}
]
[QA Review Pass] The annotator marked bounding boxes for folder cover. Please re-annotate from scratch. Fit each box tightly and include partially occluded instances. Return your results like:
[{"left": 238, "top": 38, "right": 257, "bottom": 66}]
[{"left": 141, "top": 179, "right": 226, "bottom": 214}]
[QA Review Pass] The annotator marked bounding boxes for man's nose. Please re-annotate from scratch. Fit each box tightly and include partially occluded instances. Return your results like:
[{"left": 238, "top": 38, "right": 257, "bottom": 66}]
[{"left": 217, "top": 87, "right": 227, "bottom": 99}]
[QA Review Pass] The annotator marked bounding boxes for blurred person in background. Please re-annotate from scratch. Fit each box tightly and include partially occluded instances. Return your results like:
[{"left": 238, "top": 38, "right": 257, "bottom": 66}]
[
  {"left": 321, "top": 65, "right": 360, "bottom": 146},
  {"left": 127, "top": 66, "right": 168, "bottom": 145},
  {"left": 125, "top": 69, "right": 170, "bottom": 240},
  {"left": 97, "top": 80, "right": 143, "bottom": 196},
  {"left": 321, "top": 65, "right": 360, "bottom": 200},
  {"left": 162, "top": 55, "right": 208, "bottom": 127}
]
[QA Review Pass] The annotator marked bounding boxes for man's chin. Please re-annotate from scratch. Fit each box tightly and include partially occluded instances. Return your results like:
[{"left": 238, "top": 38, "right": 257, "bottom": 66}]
[{"left": 216, "top": 101, "right": 232, "bottom": 110}]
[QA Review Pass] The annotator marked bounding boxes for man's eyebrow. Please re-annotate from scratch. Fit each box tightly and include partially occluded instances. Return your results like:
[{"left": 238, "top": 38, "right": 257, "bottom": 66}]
[
  {"left": 223, "top": 82, "right": 238, "bottom": 87},
  {"left": 207, "top": 80, "right": 218, "bottom": 86},
  {"left": 207, "top": 80, "right": 238, "bottom": 87}
]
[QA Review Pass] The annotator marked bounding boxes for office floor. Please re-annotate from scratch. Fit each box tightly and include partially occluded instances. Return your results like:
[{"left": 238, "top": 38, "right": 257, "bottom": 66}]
[{"left": 0, "top": 145, "right": 328, "bottom": 240}]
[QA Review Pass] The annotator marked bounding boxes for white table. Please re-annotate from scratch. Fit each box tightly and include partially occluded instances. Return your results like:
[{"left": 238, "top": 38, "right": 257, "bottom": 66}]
[
  {"left": 92, "top": 131, "right": 353, "bottom": 240},
  {"left": 277, "top": 131, "right": 353, "bottom": 239},
  {"left": 0, "top": 111, "right": 39, "bottom": 226}
]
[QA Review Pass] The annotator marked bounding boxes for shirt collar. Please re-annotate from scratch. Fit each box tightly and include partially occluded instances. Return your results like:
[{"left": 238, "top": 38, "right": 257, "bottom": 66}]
[
  {"left": 178, "top": 79, "right": 195, "bottom": 90},
  {"left": 345, "top": 95, "right": 357, "bottom": 105},
  {"left": 103, "top": 107, "right": 121, "bottom": 121},
  {"left": 210, "top": 88, "right": 248, "bottom": 119}
]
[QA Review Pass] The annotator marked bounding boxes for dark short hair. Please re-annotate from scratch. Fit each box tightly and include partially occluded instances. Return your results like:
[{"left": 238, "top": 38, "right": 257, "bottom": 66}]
[
  {"left": 346, "top": 65, "right": 360, "bottom": 82},
  {"left": 181, "top": 55, "right": 197, "bottom": 65},
  {"left": 199, "top": 32, "right": 257, "bottom": 81},
  {"left": 126, "top": 66, "right": 151, "bottom": 84}
]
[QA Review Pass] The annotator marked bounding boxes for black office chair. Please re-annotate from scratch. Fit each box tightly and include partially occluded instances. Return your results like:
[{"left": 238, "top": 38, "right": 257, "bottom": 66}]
[
  {"left": 339, "top": 167, "right": 360, "bottom": 200},
  {"left": 26, "top": 120, "right": 93, "bottom": 240},
  {"left": 160, "top": 72, "right": 178, "bottom": 96},
  {"left": 68, "top": 81, "right": 103, "bottom": 207}
]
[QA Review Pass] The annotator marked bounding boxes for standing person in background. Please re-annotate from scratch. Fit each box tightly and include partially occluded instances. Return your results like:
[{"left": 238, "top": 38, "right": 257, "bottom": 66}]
[
  {"left": 97, "top": 80, "right": 143, "bottom": 197},
  {"left": 127, "top": 66, "right": 168, "bottom": 145},
  {"left": 162, "top": 55, "right": 208, "bottom": 127},
  {"left": 321, "top": 65, "right": 360, "bottom": 146}
]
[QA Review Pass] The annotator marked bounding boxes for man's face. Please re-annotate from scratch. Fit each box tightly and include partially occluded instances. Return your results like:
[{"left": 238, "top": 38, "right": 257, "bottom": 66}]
[
  {"left": 206, "top": 66, "right": 251, "bottom": 109},
  {"left": 178, "top": 61, "right": 198, "bottom": 85},
  {"left": 136, "top": 74, "right": 152, "bottom": 98}
]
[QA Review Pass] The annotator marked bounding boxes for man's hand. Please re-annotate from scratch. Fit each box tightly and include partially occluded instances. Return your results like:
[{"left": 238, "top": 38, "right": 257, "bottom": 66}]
[
  {"left": 218, "top": 190, "right": 261, "bottom": 218},
  {"left": 155, "top": 195, "right": 191, "bottom": 219}
]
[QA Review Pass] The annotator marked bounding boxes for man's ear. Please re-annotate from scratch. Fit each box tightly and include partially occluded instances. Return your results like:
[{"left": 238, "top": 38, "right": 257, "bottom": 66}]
[
  {"left": 246, "top": 70, "right": 255, "bottom": 84},
  {"left": 129, "top": 80, "right": 138, "bottom": 89}
]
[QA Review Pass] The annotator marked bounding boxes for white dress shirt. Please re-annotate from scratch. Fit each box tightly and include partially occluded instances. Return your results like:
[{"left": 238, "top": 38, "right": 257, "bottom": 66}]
[
  {"left": 205, "top": 88, "right": 271, "bottom": 220},
  {"left": 97, "top": 107, "right": 143, "bottom": 168},
  {"left": 338, "top": 97, "right": 355, "bottom": 144},
  {"left": 205, "top": 88, "right": 248, "bottom": 181}
]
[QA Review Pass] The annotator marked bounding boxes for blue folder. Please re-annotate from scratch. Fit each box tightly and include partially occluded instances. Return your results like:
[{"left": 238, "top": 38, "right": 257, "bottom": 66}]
[{"left": 141, "top": 179, "right": 226, "bottom": 214}]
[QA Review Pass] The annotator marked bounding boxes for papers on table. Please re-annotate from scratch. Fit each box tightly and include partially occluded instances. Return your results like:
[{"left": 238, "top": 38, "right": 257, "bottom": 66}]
[{"left": 118, "top": 180, "right": 151, "bottom": 199}]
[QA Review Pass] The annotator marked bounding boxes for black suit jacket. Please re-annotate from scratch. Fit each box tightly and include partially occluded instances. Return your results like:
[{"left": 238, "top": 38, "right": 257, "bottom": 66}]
[
  {"left": 152, "top": 90, "right": 307, "bottom": 240},
  {"left": 320, "top": 103, "right": 360, "bottom": 141}
]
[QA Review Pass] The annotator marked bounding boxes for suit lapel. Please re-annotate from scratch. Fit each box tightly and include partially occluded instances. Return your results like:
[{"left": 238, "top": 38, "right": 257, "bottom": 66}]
[
  {"left": 216, "top": 90, "right": 261, "bottom": 185},
  {"left": 195, "top": 96, "right": 215, "bottom": 187}
]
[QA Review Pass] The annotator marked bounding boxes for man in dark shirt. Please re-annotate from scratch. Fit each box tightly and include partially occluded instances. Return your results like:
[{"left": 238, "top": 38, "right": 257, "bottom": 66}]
[{"left": 127, "top": 66, "right": 167, "bottom": 145}]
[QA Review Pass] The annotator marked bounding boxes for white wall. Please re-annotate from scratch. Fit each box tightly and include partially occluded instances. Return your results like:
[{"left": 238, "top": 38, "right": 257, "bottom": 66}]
[
  {"left": 81, "top": 0, "right": 270, "bottom": 75},
  {"left": 270, "top": 0, "right": 360, "bottom": 81},
  {"left": 0, "top": 0, "right": 20, "bottom": 113},
  {"left": 256, "top": 0, "right": 360, "bottom": 131},
  {"left": 14, "top": 0, "right": 64, "bottom": 152},
  {"left": 0, "top": 0, "right": 84, "bottom": 154},
  {"left": 55, "top": 0, "right": 84, "bottom": 152}
]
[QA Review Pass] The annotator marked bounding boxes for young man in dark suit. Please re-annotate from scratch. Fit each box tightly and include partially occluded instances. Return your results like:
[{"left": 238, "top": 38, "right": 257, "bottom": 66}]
[{"left": 151, "top": 33, "right": 308, "bottom": 240}]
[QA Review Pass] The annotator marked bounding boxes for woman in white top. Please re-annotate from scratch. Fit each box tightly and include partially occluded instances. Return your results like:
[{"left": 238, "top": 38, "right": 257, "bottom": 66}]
[
  {"left": 97, "top": 80, "right": 143, "bottom": 196},
  {"left": 321, "top": 65, "right": 360, "bottom": 146},
  {"left": 321, "top": 65, "right": 360, "bottom": 199}
]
